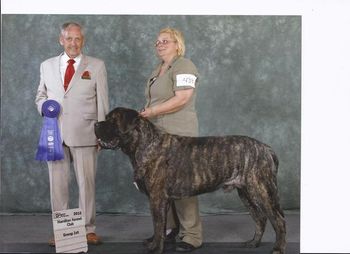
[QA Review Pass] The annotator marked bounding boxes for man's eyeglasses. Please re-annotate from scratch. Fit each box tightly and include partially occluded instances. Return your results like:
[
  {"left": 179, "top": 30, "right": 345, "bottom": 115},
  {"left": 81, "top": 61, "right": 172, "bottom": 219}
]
[{"left": 154, "top": 39, "right": 176, "bottom": 47}]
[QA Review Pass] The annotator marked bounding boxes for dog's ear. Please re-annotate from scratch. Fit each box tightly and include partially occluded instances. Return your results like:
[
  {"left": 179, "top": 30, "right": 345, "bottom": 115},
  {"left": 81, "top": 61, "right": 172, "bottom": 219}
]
[
  {"left": 123, "top": 109, "right": 139, "bottom": 123},
  {"left": 120, "top": 108, "right": 140, "bottom": 133}
]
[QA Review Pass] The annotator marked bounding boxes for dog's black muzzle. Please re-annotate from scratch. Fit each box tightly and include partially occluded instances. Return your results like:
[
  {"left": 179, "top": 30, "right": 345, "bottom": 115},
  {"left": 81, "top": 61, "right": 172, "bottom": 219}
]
[{"left": 94, "top": 121, "right": 120, "bottom": 149}]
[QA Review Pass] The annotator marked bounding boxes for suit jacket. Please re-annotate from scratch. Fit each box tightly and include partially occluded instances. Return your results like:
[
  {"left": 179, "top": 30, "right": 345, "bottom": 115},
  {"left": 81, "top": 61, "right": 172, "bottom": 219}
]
[{"left": 35, "top": 53, "right": 109, "bottom": 146}]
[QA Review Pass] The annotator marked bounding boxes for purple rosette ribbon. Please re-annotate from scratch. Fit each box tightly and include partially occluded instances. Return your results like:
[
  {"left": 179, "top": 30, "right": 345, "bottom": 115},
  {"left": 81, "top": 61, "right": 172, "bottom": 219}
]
[{"left": 35, "top": 100, "right": 64, "bottom": 161}]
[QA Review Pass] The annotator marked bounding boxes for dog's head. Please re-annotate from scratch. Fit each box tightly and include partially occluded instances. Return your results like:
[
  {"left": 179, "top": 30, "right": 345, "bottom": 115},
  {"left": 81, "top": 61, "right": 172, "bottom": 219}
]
[{"left": 94, "top": 107, "right": 140, "bottom": 150}]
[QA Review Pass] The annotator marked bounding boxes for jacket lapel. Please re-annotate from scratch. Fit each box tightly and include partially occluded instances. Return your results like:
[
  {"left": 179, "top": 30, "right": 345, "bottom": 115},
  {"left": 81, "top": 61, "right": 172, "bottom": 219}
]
[{"left": 54, "top": 54, "right": 65, "bottom": 93}]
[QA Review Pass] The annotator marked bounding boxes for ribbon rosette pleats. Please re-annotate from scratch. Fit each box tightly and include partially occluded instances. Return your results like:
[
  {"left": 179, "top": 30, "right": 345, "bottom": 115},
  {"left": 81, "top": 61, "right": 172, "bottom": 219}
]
[{"left": 35, "top": 100, "right": 64, "bottom": 161}]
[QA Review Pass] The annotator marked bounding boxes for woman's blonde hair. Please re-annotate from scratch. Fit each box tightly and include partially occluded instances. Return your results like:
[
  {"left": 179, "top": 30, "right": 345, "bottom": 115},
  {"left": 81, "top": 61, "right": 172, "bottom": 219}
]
[{"left": 159, "top": 27, "right": 185, "bottom": 56}]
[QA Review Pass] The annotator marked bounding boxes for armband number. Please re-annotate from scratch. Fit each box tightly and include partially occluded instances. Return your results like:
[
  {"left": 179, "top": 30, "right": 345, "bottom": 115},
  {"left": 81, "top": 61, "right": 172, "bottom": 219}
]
[{"left": 176, "top": 74, "right": 197, "bottom": 88}]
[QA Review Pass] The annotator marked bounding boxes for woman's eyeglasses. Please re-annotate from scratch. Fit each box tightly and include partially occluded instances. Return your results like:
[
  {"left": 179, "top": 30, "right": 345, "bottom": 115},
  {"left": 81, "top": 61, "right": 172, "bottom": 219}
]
[{"left": 154, "top": 39, "right": 176, "bottom": 47}]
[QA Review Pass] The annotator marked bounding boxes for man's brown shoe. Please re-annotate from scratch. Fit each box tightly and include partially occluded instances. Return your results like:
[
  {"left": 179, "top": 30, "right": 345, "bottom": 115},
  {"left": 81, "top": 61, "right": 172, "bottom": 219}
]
[
  {"left": 86, "top": 233, "right": 102, "bottom": 245},
  {"left": 48, "top": 237, "right": 55, "bottom": 247}
]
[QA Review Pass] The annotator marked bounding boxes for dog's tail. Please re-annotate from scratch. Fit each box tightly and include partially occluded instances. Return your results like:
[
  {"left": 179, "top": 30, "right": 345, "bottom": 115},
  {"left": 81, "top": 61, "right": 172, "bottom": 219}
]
[
  {"left": 267, "top": 146, "right": 279, "bottom": 175},
  {"left": 271, "top": 151, "right": 279, "bottom": 173},
  {"left": 267, "top": 147, "right": 285, "bottom": 217}
]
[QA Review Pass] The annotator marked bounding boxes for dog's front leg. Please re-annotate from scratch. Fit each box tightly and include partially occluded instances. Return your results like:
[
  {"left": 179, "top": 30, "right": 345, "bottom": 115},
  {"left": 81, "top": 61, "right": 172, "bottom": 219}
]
[{"left": 145, "top": 194, "right": 169, "bottom": 254}]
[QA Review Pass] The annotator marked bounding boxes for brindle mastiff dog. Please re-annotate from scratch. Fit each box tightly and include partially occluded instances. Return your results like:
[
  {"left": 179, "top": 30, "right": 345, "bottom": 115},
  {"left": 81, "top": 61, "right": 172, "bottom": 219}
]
[{"left": 94, "top": 107, "right": 286, "bottom": 254}]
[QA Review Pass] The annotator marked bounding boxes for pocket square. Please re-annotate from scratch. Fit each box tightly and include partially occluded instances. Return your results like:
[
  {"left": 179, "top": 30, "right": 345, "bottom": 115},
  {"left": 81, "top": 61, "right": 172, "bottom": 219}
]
[{"left": 81, "top": 71, "right": 91, "bottom": 80}]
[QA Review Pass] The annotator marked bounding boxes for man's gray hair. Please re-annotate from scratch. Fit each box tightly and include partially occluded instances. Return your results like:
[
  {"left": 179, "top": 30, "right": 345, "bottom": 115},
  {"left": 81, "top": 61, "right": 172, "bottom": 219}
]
[{"left": 60, "top": 22, "right": 84, "bottom": 37}]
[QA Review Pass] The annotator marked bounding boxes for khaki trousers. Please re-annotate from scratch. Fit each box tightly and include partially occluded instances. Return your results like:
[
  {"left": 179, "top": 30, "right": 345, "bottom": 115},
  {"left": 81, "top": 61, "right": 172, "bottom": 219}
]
[
  {"left": 47, "top": 145, "right": 97, "bottom": 234},
  {"left": 167, "top": 196, "right": 203, "bottom": 247}
]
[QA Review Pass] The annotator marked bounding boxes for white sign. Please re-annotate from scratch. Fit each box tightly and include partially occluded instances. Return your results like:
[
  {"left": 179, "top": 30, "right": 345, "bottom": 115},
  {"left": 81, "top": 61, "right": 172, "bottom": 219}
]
[{"left": 52, "top": 208, "right": 88, "bottom": 253}]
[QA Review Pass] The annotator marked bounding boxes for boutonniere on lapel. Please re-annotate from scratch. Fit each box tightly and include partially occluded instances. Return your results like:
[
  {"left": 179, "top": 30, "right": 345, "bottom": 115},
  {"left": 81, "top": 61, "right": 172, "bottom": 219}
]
[{"left": 81, "top": 71, "right": 91, "bottom": 80}]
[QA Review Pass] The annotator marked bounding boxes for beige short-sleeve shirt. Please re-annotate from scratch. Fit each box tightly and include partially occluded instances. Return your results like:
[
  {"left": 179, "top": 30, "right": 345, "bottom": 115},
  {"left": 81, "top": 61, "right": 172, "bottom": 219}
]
[{"left": 145, "top": 56, "right": 199, "bottom": 136}]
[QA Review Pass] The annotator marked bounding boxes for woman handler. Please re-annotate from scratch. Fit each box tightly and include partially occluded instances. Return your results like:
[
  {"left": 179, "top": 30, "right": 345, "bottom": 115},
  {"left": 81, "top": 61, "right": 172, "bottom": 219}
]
[{"left": 140, "top": 27, "right": 202, "bottom": 252}]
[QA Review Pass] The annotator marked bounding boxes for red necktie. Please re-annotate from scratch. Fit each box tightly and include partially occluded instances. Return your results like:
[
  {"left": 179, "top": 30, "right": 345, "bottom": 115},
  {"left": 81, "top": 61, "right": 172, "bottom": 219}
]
[{"left": 64, "top": 59, "right": 75, "bottom": 91}]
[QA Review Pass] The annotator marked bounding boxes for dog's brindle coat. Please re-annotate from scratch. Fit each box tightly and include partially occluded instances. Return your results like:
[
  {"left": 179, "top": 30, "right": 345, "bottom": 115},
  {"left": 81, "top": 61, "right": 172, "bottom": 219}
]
[{"left": 95, "top": 107, "right": 286, "bottom": 254}]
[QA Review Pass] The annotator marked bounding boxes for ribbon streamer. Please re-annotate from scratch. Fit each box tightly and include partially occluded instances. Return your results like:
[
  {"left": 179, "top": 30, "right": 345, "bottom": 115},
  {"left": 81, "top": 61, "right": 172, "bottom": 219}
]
[{"left": 35, "top": 100, "right": 64, "bottom": 161}]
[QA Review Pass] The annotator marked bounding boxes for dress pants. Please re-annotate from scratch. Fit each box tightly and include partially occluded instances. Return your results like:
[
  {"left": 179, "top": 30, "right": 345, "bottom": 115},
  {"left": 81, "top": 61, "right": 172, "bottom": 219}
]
[
  {"left": 167, "top": 196, "right": 203, "bottom": 247},
  {"left": 47, "top": 145, "right": 97, "bottom": 234}
]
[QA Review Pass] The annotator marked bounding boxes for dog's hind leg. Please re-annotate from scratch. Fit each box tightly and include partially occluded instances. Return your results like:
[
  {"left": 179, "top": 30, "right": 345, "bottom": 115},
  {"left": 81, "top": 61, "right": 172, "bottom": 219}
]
[
  {"left": 237, "top": 188, "right": 267, "bottom": 248},
  {"left": 266, "top": 209, "right": 286, "bottom": 254},
  {"left": 260, "top": 183, "right": 286, "bottom": 254}
]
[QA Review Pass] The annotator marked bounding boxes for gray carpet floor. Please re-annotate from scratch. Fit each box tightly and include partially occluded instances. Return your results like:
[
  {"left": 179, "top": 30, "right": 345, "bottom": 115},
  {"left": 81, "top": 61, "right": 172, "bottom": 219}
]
[{"left": 0, "top": 212, "right": 299, "bottom": 253}]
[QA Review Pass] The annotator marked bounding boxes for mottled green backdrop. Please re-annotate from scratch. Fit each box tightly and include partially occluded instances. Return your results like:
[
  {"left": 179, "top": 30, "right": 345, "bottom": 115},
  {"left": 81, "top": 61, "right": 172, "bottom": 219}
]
[{"left": 1, "top": 15, "right": 300, "bottom": 214}]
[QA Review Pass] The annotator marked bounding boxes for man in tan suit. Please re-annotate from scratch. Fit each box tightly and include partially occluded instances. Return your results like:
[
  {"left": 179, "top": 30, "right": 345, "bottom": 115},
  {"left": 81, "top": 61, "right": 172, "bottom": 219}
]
[{"left": 35, "top": 22, "right": 109, "bottom": 246}]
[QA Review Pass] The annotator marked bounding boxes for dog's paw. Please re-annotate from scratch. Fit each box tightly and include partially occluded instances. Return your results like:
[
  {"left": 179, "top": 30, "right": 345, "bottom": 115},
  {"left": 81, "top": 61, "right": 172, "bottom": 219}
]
[
  {"left": 143, "top": 235, "right": 153, "bottom": 246},
  {"left": 271, "top": 247, "right": 284, "bottom": 254},
  {"left": 145, "top": 241, "right": 164, "bottom": 253},
  {"left": 145, "top": 240, "right": 156, "bottom": 250},
  {"left": 244, "top": 239, "right": 260, "bottom": 248}
]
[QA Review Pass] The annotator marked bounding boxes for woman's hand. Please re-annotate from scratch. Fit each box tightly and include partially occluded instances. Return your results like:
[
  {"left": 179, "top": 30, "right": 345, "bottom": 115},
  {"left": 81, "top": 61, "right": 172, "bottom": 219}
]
[
  {"left": 140, "top": 88, "right": 194, "bottom": 119},
  {"left": 139, "top": 107, "right": 155, "bottom": 118}
]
